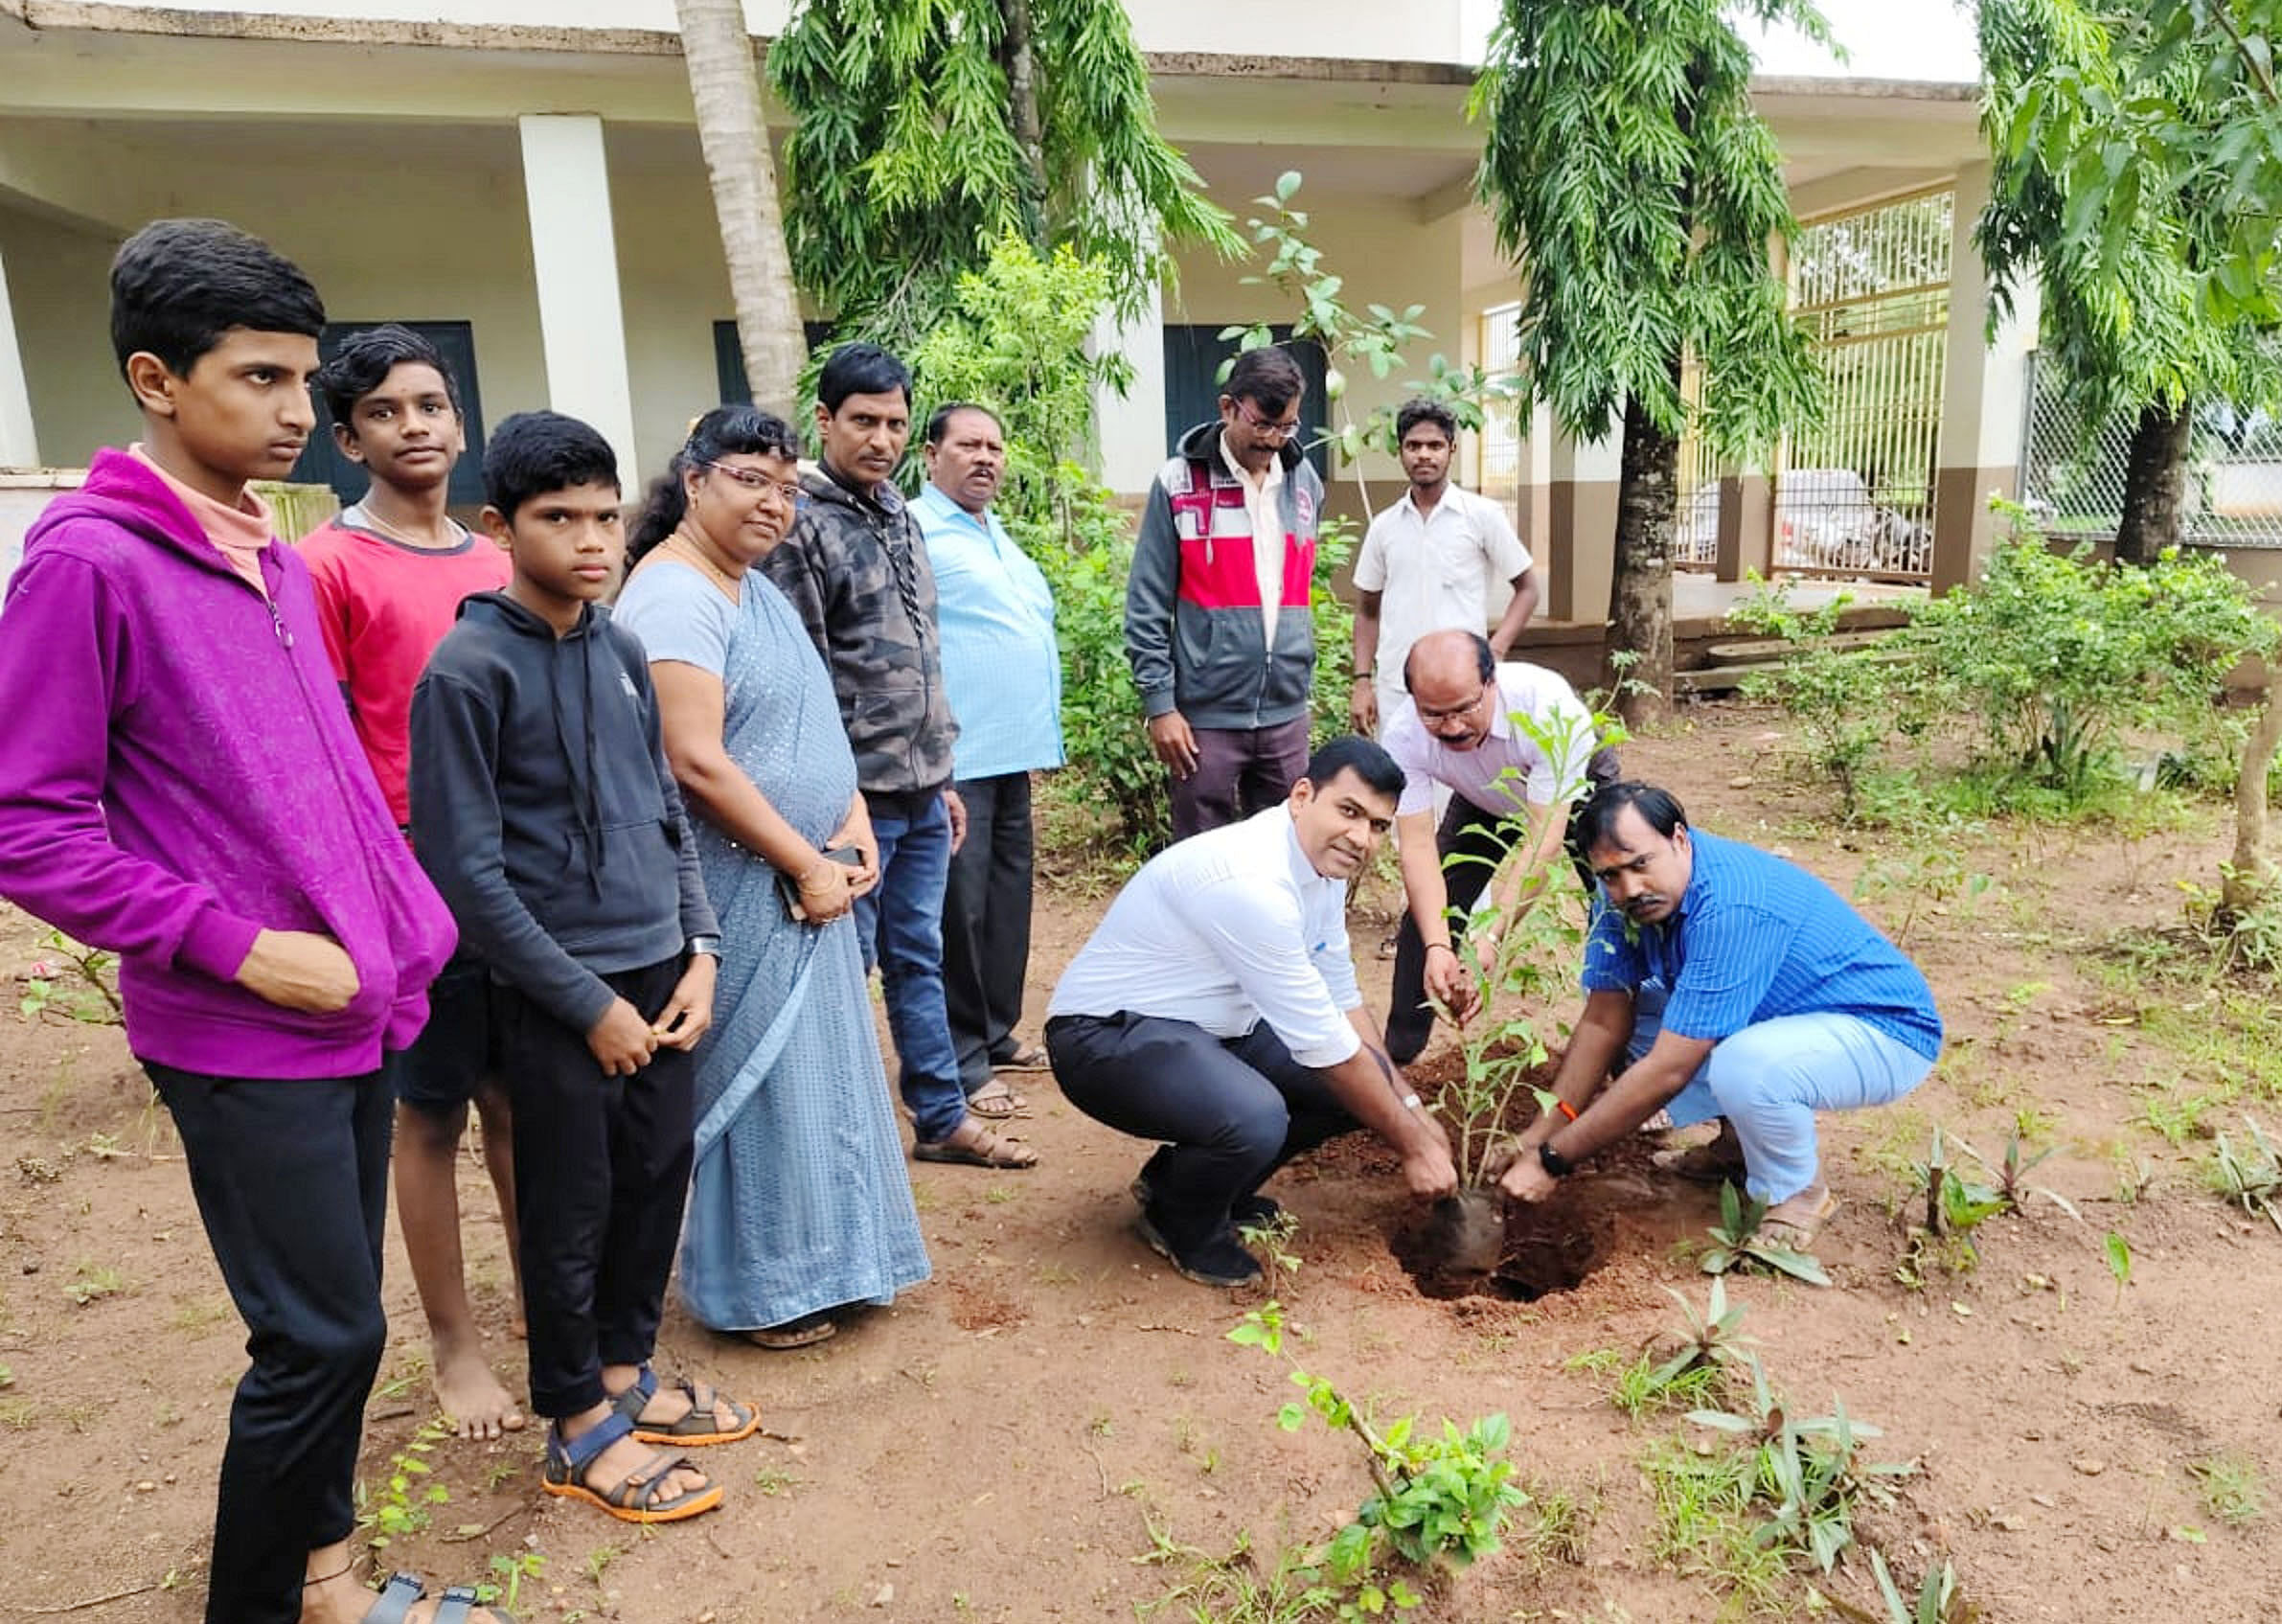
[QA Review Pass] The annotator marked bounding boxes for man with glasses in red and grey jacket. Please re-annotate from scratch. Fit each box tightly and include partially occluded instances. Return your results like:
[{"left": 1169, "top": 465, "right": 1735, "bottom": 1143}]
[{"left": 1126, "top": 345, "right": 1325, "bottom": 841}]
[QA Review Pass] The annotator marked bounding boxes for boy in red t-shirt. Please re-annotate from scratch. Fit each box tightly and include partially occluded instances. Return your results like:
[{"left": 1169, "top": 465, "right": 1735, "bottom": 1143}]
[{"left": 301, "top": 326, "right": 524, "bottom": 1441}]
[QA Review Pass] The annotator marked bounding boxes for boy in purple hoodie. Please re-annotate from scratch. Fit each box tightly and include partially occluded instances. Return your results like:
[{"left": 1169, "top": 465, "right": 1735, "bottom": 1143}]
[{"left": 0, "top": 219, "right": 505, "bottom": 1624}]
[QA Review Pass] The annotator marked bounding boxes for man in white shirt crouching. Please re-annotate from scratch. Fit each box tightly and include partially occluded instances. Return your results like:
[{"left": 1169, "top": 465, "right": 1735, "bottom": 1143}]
[{"left": 1044, "top": 737, "right": 1459, "bottom": 1288}]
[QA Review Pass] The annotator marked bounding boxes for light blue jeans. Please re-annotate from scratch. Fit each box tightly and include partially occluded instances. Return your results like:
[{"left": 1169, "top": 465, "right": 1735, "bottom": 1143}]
[{"left": 1629, "top": 987, "right": 1935, "bottom": 1203}]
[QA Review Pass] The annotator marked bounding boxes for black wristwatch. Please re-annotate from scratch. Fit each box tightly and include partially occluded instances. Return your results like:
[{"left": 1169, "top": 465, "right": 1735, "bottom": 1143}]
[{"left": 1538, "top": 1141, "right": 1574, "bottom": 1178}]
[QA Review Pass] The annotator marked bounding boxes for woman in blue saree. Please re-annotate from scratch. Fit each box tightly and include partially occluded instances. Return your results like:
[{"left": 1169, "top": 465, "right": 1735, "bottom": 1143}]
[{"left": 614, "top": 406, "right": 928, "bottom": 1350}]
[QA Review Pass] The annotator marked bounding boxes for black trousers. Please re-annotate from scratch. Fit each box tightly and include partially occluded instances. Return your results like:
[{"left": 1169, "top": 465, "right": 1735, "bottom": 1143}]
[
  {"left": 943, "top": 770, "right": 1037, "bottom": 1090},
  {"left": 1044, "top": 1011, "right": 1358, "bottom": 1250},
  {"left": 500, "top": 956, "right": 695, "bottom": 1420},
  {"left": 1167, "top": 716, "right": 1311, "bottom": 842},
  {"left": 146, "top": 1060, "right": 394, "bottom": 1624}
]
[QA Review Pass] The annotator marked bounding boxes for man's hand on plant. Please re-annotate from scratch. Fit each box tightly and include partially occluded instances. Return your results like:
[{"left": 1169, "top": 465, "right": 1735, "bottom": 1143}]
[
  {"left": 1500, "top": 1148, "right": 1559, "bottom": 1204},
  {"left": 1423, "top": 943, "right": 1479, "bottom": 1024},
  {"left": 1402, "top": 1132, "right": 1459, "bottom": 1201},
  {"left": 1147, "top": 711, "right": 1200, "bottom": 779}
]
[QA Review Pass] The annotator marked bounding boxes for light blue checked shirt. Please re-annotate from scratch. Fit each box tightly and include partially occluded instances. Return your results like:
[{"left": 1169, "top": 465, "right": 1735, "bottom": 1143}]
[
  {"left": 912, "top": 483, "right": 1065, "bottom": 780},
  {"left": 1582, "top": 830, "right": 1944, "bottom": 1061}
]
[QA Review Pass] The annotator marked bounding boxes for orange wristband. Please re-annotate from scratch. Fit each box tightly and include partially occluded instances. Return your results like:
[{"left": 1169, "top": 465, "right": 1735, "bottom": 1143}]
[{"left": 1555, "top": 1099, "right": 1579, "bottom": 1122}]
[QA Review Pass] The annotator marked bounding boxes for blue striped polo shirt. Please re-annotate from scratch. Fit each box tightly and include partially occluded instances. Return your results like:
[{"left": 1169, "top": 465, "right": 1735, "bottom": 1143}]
[{"left": 1581, "top": 829, "right": 1943, "bottom": 1059}]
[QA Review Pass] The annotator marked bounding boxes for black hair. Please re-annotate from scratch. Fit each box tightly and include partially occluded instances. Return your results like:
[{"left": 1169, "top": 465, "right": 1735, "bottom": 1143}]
[
  {"left": 1223, "top": 345, "right": 1306, "bottom": 416},
  {"left": 1402, "top": 629, "right": 1495, "bottom": 694},
  {"left": 817, "top": 342, "right": 913, "bottom": 412},
  {"left": 313, "top": 323, "right": 462, "bottom": 424},
  {"left": 1395, "top": 397, "right": 1457, "bottom": 444},
  {"left": 109, "top": 217, "right": 325, "bottom": 383},
  {"left": 482, "top": 411, "right": 620, "bottom": 520},
  {"left": 924, "top": 400, "right": 1003, "bottom": 446},
  {"left": 1572, "top": 781, "right": 1689, "bottom": 855},
  {"left": 628, "top": 404, "right": 802, "bottom": 561},
  {"left": 1304, "top": 735, "right": 1405, "bottom": 802}
]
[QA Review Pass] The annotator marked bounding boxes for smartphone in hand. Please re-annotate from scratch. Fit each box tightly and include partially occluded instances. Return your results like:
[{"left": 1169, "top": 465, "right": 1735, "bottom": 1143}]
[{"left": 779, "top": 844, "right": 866, "bottom": 922}]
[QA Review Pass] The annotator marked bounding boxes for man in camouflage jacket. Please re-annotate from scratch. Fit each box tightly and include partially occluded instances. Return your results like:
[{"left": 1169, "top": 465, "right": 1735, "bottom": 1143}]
[{"left": 764, "top": 343, "right": 1038, "bottom": 1168}]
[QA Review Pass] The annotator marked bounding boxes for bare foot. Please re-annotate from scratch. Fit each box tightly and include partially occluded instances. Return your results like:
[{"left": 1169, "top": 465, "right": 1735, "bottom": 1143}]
[
  {"left": 303, "top": 1567, "right": 513, "bottom": 1624},
  {"left": 433, "top": 1337, "right": 525, "bottom": 1441}
]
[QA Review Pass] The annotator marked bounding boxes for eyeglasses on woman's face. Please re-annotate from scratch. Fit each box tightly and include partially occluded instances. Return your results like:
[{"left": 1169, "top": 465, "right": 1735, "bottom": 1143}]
[{"left": 699, "top": 459, "right": 804, "bottom": 505}]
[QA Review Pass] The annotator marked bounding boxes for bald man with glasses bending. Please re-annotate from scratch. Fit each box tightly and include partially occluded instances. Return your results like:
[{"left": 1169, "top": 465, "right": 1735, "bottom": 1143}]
[{"left": 1379, "top": 629, "right": 1619, "bottom": 1064}]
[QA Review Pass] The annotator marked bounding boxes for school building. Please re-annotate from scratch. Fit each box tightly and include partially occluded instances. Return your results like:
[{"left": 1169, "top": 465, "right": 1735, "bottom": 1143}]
[{"left": 0, "top": 0, "right": 2100, "bottom": 617}]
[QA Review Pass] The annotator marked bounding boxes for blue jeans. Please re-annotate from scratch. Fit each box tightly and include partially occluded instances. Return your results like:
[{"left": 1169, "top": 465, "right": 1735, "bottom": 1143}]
[
  {"left": 856, "top": 792, "right": 969, "bottom": 1143},
  {"left": 1629, "top": 987, "right": 1935, "bottom": 1203}
]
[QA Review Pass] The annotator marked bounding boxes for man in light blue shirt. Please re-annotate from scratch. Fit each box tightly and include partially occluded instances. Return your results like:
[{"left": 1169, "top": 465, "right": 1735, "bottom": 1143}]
[
  {"left": 1500, "top": 781, "right": 1942, "bottom": 1254},
  {"left": 914, "top": 403, "right": 1065, "bottom": 1119}
]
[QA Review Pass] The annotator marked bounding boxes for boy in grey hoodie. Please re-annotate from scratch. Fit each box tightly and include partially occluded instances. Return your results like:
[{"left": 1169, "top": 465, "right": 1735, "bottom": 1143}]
[{"left": 411, "top": 411, "right": 753, "bottom": 1526}]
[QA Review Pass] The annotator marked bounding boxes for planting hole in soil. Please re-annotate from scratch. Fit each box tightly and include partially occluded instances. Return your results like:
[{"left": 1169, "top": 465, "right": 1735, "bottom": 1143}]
[{"left": 1390, "top": 1183, "right": 1613, "bottom": 1301}]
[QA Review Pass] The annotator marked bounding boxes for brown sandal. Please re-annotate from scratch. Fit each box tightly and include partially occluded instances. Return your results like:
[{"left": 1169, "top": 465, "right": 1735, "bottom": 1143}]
[
  {"left": 967, "top": 1079, "right": 1032, "bottom": 1119},
  {"left": 744, "top": 1311, "right": 837, "bottom": 1351},
  {"left": 913, "top": 1119, "right": 1038, "bottom": 1169}
]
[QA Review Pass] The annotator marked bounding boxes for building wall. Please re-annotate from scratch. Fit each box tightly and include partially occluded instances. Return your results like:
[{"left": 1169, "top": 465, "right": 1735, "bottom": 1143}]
[{"left": 0, "top": 205, "right": 127, "bottom": 465}]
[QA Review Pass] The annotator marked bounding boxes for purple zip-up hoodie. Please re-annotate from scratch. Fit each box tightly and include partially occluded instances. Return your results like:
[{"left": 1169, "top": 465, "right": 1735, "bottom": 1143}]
[{"left": 0, "top": 449, "right": 456, "bottom": 1078}]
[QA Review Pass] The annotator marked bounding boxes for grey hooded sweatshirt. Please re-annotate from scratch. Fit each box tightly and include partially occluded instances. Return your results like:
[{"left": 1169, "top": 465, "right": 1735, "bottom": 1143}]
[{"left": 409, "top": 591, "right": 716, "bottom": 1034}]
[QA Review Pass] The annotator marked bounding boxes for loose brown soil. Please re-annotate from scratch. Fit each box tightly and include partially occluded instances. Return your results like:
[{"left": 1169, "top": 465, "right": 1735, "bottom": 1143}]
[{"left": 5, "top": 704, "right": 2282, "bottom": 1621}]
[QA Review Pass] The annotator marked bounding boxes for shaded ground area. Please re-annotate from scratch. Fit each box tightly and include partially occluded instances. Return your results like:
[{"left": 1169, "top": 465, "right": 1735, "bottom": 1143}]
[{"left": 3, "top": 705, "right": 2280, "bottom": 1620}]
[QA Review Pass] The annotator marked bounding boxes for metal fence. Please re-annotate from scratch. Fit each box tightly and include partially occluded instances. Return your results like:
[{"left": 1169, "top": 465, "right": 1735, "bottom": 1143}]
[
  {"left": 1772, "top": 189, "right": 1952, "bottom": 580},
  {"left": 2020, "top": 352, "right": 2282, "bottom": 550}
]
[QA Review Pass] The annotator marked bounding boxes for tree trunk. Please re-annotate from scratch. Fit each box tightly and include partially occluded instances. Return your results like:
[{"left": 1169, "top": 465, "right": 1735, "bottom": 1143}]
[
  {"left": 2224, "top": 672, "right": 2282, "bottom": 916},
  {"left": 997, "top": 0, "right": 1048, "bottom": 213},
  {"left": 2113, "top": 398, "right": 2193, "bottom": 566},
  {"left": 674, "top": 0, "right": 805, "bottom": 417},
  {"left": 1607, "top": 385, "right": 1679, "bottom": 727}
]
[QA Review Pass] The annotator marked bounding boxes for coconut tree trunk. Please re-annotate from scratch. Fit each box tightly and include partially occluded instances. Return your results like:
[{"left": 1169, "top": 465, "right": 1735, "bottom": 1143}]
[
  {"left": 2225, "top": 671, "right": 2282, "bottom": 917},
  {"left": 2113, "top": 398, "right": 2194, "bottom": 566},
  {"left": 674, "top": 0, "right": 805, "bottom": 417},
  {"left": 1608, "top": 380, "right": 1680, "bottom": 727}
]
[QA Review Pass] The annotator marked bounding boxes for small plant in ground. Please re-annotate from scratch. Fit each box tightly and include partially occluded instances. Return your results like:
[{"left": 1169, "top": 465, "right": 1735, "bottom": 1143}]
[
  {"left": 354, "top": 1416, "right": 454, "bottom": 1552},
  {"left": 64, "top": 1262, "right": 126, "bottom": 1306},
  {"left": 1870, "top": 1548, "right": 1974, "bottom": 1623},
  {"left": 1639, "top": 1437, "right": 1791, "bottom": 1614},
  {"left": 1617, "top": 1277, "right": 1762, "bottom": 1420},
  {"left": 1700, "top": 1181, "right": 1831, "bottom": 1286},
  {"left": 1517, "top": 1476, "right": 1598, "bottom": 1568},
  {"left": 1954, "top": 1126, "right": 2082, "bottom": 1220},
  {"left": 1685, "top": 1370, "right": 1917, "bottom": 1578},
  {"left": 2187, "top": 1452, "right": 2266, "bottom": 1526},
  {"left": 1851, "top": 841, "right": 1996, "bottom": 948},
  {"left": 1240, "top": 1209, "right": 1304, "bottom": 1300},
  {"left": 16, "top": 929, "right": 123, "bottom": 1025},
  {"left": 1229, "top": 1303, "right": 1525, "bottom": 1614},
  {"left": 2205, "top": 1115, "right": 2282, "bottom": 1230},
  {"left": 1134, "top": 1522, "right": 1345, "bottom": 1623},
  {"left": 2104, "top": 1231, "right": 2134, "bottom": 1307},
  {"left": 1895, "top": 1127, "right": 2006, "bottom": 1284},
  {"left": 1609, "top": 1353, "right": 1724, "bottom": 1420},
  {"left": 480, "top": 1551, "right": 544, "bottom": 1612}
]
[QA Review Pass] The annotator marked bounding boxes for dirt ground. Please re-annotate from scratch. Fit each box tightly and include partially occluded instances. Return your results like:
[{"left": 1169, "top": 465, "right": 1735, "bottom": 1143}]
[{"left": 4, "top": 702, "right": 2280, "bottom": 1622}]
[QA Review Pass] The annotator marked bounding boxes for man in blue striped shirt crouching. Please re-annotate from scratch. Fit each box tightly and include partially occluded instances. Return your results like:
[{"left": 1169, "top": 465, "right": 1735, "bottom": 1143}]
[{"left": 1499, "top": 781, "right": 1942, "bottom": 1253}]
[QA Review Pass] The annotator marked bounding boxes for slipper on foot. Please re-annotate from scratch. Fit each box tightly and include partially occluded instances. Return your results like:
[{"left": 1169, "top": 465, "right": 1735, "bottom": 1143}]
[
  {"left": 993, "top": 1040, "right": 1052, "bottom": 1071},
  {"left": 967, "top": 1079, "right": 1032, "bottom": 1119},
  {"left": 541, "top": 1412, "right": 722, "bottom": 1524},
  {"left": 915, "top": 1121, "right": 1038, "bottom": 1168},
  {"left": 746, "top": 1311, "right": 837, "bottom": 1351},
  {"left": 1757, "top": 1184, "right": 1838, "bottom": 1252},
  {"left": 363, "top": 1572, "right": 518, "bottom": 1624},
  {"left": 608, "top": 1365, "right": 762, "bottom": 1446}
]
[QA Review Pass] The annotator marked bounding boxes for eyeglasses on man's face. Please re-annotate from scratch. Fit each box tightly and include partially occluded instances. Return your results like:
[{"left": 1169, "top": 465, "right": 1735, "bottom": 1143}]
[
  {"left": 1230, "top": 399, "right": 1303, "bottom": 441},
  {"left": 1415, "top": 681, "right": 1494, "bottom": 726},
  {"left": 699, "top": 460, "right": 804, "bottom": 504}
]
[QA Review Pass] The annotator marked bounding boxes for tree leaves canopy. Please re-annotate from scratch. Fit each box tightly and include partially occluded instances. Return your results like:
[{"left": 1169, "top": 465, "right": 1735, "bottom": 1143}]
[
  {"left": 769, "top": 0, "right": 1241, "bottom": 348},
  {"left": 1468, "top": 0, "right": 1827, "bottom": 459},
  {"left": 1978, "top": 0, "right": 2282, "bottom": 427}
]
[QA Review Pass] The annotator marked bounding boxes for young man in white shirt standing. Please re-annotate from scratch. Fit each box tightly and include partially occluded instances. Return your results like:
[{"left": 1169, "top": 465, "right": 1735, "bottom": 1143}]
[
  {"left": 1043, "top": 738, "right": 1458, "bottom": 1288},
  {"left": 1349, "top": 398, "right": 1540, "bottom": 737}
]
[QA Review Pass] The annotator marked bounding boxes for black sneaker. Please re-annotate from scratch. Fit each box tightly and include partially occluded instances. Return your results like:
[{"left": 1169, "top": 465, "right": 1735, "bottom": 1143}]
[
  {"left": 1132, "top": 1204, "right": 1263, "bottom": 1289},
  {"left": 1130, "top": 1157, "right": 1283, "bottom": 1229}
]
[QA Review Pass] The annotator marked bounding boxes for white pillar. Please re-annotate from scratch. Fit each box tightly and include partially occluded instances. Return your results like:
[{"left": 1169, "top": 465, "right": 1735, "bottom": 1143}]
[
  {"left": 0, "top": 239, "right": 38, "bottom": 470},
  {"left": 1091, "top": 275, "right": 1168, "bottom": 499},
  {"left": 1932, "top": 160, "right": 2038, "bottom": 591},
  {"left": 517, "top": 114, "right": 640, "bottom": 488}
]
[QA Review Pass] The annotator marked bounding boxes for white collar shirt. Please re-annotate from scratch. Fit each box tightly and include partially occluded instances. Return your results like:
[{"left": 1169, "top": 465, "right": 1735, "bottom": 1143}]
[
  {"left": 1047, "top": 806, "right": 1363, "bottom": 1069},
  {"left": 1220, "top": 431, "right": 1288, "bottom": 650},
  {"left": 1380, "top": 662, "right": 1597, "bottom": 819},
  {"left": 1352, "top": 484, "right": 1533, "bottom": 697}
]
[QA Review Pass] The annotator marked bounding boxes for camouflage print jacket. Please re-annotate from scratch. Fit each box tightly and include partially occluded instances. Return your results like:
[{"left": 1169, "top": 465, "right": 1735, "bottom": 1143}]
[{"left": 761, "top": 465, "right": 959, "bottom": 798}]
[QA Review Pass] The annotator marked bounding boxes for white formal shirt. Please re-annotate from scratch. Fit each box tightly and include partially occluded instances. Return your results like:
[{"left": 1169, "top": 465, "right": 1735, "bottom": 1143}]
[
  {"left": 1381, "top": 662, "right": 1596, "bottom": 818},
  {"left": 1353, "top": 484, "right": 1532, "bottom": 698},
  {"left": 1047, "top": 806, "right": 1363, "bottom": 1068},
  {"left": 1220, "top": 432, "right": 1287, "bottom": 650}
]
